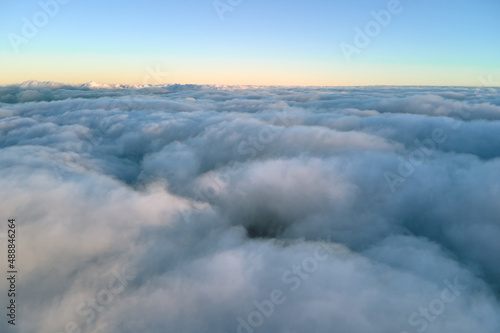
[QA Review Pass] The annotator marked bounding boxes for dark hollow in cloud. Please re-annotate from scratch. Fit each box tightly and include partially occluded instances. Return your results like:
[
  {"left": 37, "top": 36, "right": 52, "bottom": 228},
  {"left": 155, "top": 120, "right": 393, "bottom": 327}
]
[{"left": 1, "top": 82, "right": 499, "bottom": 333}]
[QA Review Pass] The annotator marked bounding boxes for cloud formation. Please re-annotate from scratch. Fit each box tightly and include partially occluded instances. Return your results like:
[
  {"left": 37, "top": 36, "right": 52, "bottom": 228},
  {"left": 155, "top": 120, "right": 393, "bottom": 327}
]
[{"left": 1, "top": 82, "right": 499, "bottom": 333}]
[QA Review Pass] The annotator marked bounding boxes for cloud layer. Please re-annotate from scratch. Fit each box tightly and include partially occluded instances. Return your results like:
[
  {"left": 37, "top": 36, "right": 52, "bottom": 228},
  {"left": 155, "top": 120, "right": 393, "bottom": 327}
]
[{"left": 1, "top": 82, "right": 500, "bottom": 333}]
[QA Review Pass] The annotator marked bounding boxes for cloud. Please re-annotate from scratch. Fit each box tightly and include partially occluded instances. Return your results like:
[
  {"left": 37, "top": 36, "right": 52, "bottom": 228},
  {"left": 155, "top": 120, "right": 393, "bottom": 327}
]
[{"left": 1, "top": 81, "right": 499, "bottom": 333}]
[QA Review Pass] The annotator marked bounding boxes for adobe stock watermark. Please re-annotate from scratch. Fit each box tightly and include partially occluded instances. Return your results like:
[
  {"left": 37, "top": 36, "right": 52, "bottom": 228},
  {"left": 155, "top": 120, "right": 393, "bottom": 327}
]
[
  {"left": 384, "top": 74, "right": 495, "bottom": 192},
  {"left": 339, "top": 0, "right": 407, "bottom": 63},
  {"left": 56, "top": 265, "right": 135, "bottom": 333},
  {"left": 235, "top": 238, "right": 334, "bottom": 333},
  {"left": 0, "top": 107, "right": 15, "bottom": 118},
  {"left": 52, "top": 116, "right": 113, "bottom": 181},
  {"left": 401, "top": 277, "right": 468, "bottom": 333},
  {"left": 7, "top": 0, "right": 72, "bottom": 53},
  {"left": 213, "top": 0, "right": 243, "bottom": 21},
  {"left": 52, "top": 95, "right": 139, "bottom": 181},
  {"left": 143, "top": 65, "right": 169, "bottom": 85},
  {"left": 477, "top": 74, "right": 500, "bottom": 93},
  {"left": 180, "top": 110, "right": 293, "bottom": 225},
  {"left": 384, "top": 127, "right": 450, "bottom": 193}
]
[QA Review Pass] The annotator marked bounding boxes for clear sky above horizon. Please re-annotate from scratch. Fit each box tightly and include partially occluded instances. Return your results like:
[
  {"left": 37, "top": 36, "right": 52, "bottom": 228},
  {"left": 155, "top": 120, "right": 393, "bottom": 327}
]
[{"left": 1, "top": 0, "right": 499, "bottom": 86}]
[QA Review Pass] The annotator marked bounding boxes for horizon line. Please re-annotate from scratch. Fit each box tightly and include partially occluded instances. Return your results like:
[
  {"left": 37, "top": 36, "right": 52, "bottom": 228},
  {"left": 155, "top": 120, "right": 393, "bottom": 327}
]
[{"left": 2, "top": 80, "right": 499, "bottom": 89}]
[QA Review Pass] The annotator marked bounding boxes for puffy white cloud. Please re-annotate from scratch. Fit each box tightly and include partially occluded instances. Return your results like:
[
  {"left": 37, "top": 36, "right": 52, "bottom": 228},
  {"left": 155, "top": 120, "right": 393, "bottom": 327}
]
[{"left": 1, "top": 81, "right": 499, "bottom": 333}]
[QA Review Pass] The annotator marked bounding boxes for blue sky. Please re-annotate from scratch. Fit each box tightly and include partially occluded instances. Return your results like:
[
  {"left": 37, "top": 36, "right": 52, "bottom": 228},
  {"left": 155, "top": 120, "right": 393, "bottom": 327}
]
[{"left": 1, "top": 0, "right": 499, "bottom": 85}]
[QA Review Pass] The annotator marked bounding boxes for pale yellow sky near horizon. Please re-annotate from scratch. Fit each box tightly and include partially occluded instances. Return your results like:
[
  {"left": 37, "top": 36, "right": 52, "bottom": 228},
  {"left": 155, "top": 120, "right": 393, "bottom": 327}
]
[{"left": 1, "top": 52, "right": 499, "bottom": 87}]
